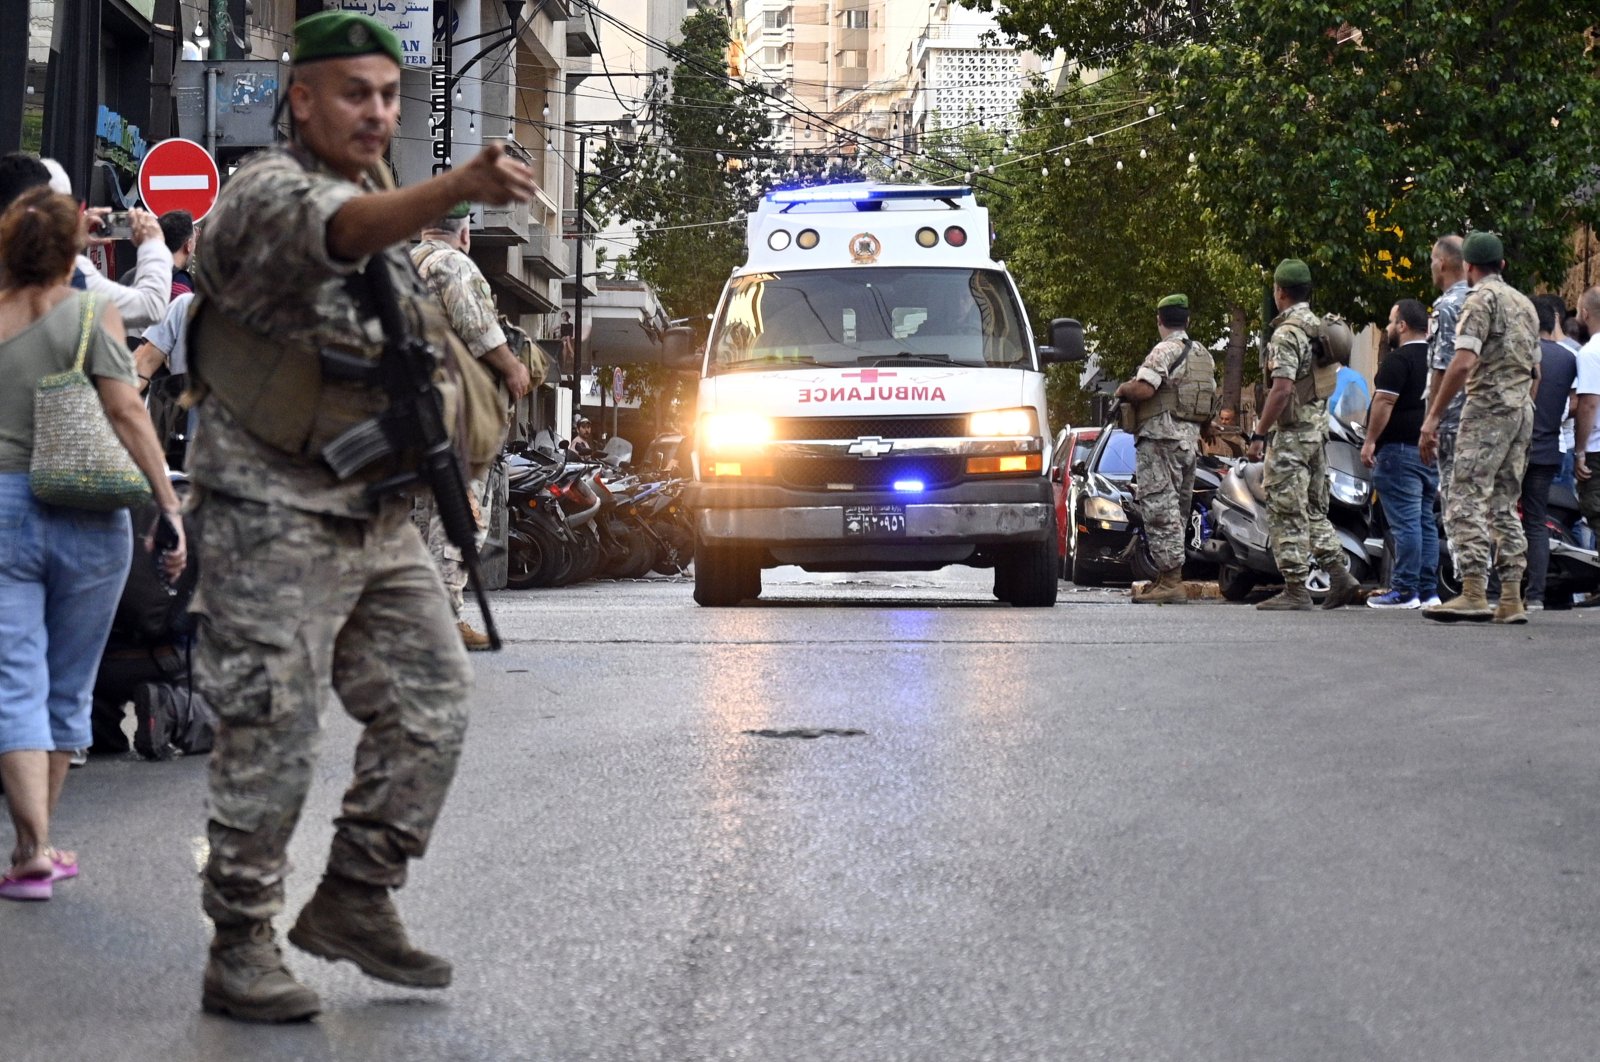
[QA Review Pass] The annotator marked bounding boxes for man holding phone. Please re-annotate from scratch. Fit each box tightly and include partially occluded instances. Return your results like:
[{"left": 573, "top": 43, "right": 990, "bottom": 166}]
[{"left": 77, "top": 206, "right": 172, "bottom": 329}]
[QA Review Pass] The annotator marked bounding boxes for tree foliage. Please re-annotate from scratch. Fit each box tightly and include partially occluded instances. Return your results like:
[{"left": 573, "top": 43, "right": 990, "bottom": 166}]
[
  {"left": 590, "top": 11, "right": 775, "bottom": 323},
  {"left": 981, "top": 79, "right": 1259, "bottom": 425},
  {"left": 964, "top": 1, "right": 1600, "bottom": 321}
]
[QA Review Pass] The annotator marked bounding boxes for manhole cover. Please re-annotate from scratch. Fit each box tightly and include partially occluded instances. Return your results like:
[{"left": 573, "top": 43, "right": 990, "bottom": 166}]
[{"left": 743, "top": 727, "right": 866, "bottom": 740}]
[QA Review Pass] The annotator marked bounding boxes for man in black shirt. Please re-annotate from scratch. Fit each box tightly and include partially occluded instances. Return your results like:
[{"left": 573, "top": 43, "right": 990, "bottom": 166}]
[
  {"left": 1524, "top": 295, "right": 1579, "bottom": 608},
  {"left": 1362, "top": 298, "right": 1440, "bottom": 608}
]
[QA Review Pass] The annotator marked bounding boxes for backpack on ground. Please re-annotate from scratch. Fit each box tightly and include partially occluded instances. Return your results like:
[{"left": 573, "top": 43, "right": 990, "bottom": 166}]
[{"left": 132, "top": 682, "right": 217, "bottom": 760}]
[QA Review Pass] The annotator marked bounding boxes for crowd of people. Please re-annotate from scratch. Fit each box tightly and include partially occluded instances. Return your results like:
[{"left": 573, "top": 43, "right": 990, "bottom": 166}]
[{"left": 1121, "top": 233, "right": 1591, "bottom": 622}]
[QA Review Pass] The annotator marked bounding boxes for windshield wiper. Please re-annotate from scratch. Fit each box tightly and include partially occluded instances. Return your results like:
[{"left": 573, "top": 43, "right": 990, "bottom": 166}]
[
  {"left": 721, "top": 354, "right": 821, "bottom": 372},
  {"left": 857, "top": 352, "right": 954, "bottom": 366}
]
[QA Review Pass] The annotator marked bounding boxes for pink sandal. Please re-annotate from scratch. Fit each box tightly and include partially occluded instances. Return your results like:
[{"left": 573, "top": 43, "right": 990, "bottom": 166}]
[
  {"left": 0, "top": 868, "right": 52, "bottom": 902},
  {"left": 48, "top": 849, "right": 78, "bottom": 883}
]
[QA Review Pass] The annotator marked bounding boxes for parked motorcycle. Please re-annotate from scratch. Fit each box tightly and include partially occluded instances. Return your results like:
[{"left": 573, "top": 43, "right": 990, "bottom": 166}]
[{"left": 1203, "top": 393, "right": 1378, "bottom": 601}]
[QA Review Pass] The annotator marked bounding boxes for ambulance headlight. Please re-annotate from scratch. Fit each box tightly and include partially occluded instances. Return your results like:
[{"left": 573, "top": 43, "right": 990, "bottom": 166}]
[
  {"left": 944, "top": 225, "right": 968, "bottom": 247},
  {"left": 967, "top": 408, "right": 1037, "bottom": 437},
  {"left": 701, "top": 411, "right": 776, "bottom": 452},
  {"left": 796, "top": 229, "right": 820, "bottom": 250},
  {"left": 916, "top": 227, "right": 939, "bottom": 248},
  {"left": 767, "top": 229, "right": 792, "bottom": 251}
]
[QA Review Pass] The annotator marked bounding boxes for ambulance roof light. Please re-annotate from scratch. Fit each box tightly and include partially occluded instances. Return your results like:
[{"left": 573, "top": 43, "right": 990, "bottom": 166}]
[{"left": 764, "top": 184, "right": 974, "bottom": 207}]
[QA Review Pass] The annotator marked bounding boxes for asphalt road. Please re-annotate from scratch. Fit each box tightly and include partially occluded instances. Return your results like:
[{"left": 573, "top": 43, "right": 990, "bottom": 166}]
[{"left": 6, "top": 567, "right": 1600, "bottom": 1062}]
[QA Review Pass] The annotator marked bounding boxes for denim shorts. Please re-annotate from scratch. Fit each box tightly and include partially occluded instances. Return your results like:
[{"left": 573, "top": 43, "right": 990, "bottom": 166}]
[{"left": 0, "top": 473, "right": 132, "bottom": 754}]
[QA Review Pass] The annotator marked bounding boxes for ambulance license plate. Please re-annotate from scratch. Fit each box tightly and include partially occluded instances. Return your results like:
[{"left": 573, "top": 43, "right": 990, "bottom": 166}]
[{"left": 844, "top": 505, "right": 906, "bottom": 536}]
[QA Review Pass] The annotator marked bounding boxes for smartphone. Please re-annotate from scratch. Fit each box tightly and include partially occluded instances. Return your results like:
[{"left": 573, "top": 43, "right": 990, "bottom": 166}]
[
  {"left": 101, "top": 211, "right": 133, "bottom": 241},
  {"left": 151, "top": 512, "right": 180, "bottom": 594}
]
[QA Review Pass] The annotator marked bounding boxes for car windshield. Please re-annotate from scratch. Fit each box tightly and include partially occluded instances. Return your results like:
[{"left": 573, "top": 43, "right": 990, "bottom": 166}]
[
  {"left": 709, "top": 267, "right": 1031, "bottom": 373},
  {"left": 1096, "top": 430, "right": 1136, "bottom": 479},
  {"left": 1071, "top": 436, "right": 1096, "bottom": 466}
]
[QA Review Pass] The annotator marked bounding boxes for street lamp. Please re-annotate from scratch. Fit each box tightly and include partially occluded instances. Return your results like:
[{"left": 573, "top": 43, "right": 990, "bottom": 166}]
[
  {"left": 440, "top": 1, "right": 526, "bottom": 171},
  {"left": 565, "top": 121, "right": 636, "bottom": 426}
]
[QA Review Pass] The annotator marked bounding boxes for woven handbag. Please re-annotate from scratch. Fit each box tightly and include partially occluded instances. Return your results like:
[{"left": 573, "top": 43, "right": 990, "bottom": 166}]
[{"left": 29, "top": 294, "right": 152, "bottom": 511}]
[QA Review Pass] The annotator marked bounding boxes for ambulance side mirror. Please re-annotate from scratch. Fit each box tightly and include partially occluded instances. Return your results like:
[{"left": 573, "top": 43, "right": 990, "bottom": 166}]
[
  {"left": 661, "top": 327, "right": 700, "bottom": 370},
  {"left": 1038, "top": 318, "right": 1086, "bottom": 364}
]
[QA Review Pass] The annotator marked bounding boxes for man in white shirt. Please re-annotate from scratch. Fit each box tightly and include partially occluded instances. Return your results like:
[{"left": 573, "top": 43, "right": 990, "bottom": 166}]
[{"left": 1572, "top": 288, "right": 1600, "bottom": 527}]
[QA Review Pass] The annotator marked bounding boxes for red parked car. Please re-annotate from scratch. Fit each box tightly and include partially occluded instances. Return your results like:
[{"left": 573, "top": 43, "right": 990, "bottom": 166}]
[{"left": 1049, "top": 425, "right": 1102, "bottom": 569}]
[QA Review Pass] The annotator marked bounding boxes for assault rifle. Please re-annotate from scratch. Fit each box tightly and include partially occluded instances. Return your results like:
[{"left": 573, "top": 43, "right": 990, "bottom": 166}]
[{"left": 356, "top": 254, "right": 501, "bottom": 650}]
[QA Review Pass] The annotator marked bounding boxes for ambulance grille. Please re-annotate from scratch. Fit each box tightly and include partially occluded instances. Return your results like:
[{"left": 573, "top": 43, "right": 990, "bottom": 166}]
[
  {"left": 777, "top": 455, "right": 968, "bottom": 490},
  {"left": 771, "top": 416, "right": 971, "bottom": 441}
]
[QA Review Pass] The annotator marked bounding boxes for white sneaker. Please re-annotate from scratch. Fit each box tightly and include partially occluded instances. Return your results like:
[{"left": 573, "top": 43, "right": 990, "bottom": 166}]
[
  {"left": 1421, "top": 595, "right": 1442, "bottom": 608},
  {"left": 1526, "top": 601, "right": 1544, "bottom": 612}
]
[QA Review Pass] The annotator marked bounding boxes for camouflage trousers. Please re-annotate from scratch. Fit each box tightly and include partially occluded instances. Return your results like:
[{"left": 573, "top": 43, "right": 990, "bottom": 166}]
[
  {"left": 192, "top": 491, "right": 473, "bottom": 926},
  {"left": 1135, "top": 435, "right": 1197, "bottom": 572},
  {"left": 1435, "top": 423, "right": 1458, "bottom": 543},
  {"left": 1444, "top": 404, "right": 1533, "bottom": 583},
  {"left": 418, "top": 466, "right": 493, "bottom": 619},
  {"left": 1263, "top": 427, "right": 1342, "bottom": 582}
]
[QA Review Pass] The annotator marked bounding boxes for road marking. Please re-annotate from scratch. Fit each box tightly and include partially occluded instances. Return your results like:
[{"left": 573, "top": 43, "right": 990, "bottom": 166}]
[{"left": 149, "top": 175, "right": 212, "bottom": 190}]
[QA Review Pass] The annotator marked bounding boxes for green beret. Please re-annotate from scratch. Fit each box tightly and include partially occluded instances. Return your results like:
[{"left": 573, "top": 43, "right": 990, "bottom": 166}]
[
  {"left": 1463, "top": 231, "right": 1504, "bottom": 266},
  {"left": 292, "top": 11, "right": 403, "bottom": 68},
  {"left": 1273, "top": 259, "right": 1312, "bottom": 286},
  {"left": 1157, "top": 294, "right": 1188, "bottom": 311},
  {"left": 445, "top": 201, "right": 472, "bottom": 220}
]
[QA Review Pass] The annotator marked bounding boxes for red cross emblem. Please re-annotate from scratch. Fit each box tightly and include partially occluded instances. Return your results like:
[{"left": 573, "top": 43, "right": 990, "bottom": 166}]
[{"left": 841, "top": 369, "right": 898, "bottom": 384}]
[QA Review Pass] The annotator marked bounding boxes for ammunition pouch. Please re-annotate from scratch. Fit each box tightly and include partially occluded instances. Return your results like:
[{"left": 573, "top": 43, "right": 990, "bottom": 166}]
[{"left": 187, "top": 299, "right": 392, "bottom": 474}]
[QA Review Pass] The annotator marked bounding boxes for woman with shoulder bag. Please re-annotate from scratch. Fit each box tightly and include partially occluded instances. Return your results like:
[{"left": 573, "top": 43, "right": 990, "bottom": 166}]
[{"left": 0, "top": 188, "right": 187, "bottom": 901}]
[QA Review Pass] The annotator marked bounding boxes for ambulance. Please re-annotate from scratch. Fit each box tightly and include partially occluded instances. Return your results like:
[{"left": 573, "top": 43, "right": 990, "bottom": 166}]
[{"left": 683, "top": 183, "right": 1084, "bottom": 606}]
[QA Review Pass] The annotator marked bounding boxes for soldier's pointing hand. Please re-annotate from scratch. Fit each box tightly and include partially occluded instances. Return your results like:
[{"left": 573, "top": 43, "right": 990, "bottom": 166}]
[{"left": 455, "top": 145, "right": 538, "bottom": 207}]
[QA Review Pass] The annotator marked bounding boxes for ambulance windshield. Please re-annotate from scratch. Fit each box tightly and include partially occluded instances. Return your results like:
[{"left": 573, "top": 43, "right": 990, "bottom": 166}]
[{"left": 709, "top": 267, "right": 1030, "bottom": 373}]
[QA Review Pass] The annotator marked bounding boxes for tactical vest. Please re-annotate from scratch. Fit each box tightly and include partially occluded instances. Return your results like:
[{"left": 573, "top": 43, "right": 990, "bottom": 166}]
[
  {"left": 1135, "top": 339, "right": 1219, "bottom": 429},
  {"left": 1285, "top": 315, "right": 1342, "bottom": 406}
]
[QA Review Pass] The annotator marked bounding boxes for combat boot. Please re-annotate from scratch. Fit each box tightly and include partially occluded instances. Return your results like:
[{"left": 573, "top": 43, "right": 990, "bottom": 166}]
[
  {"left": 1320, "top": 564, "right": 1361, "bottom": 610},
  {"left": 1133, "top": 568, "right": 1186, "bottom": 604},
  {"left": 1422, "top": 576, "right": 1493, "bottom": 623},
  {"left": 201, "top": 920, "right": 322, "bottom": 1023},
  {"left": 457, "top": 620, "right": 492, "bottom": 652},
  {"left": 1256, "top": 583, "right": 1313, "bottom": 611},
  {"left": 288, "top": 874, "right": 452, "bottom": 988},
  {"left": 1492, "top": 583, "right": 1529, "bottom": 625}
]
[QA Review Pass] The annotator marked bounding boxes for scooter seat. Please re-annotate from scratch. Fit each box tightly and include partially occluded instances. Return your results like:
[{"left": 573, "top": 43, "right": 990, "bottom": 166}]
[{"left": 1241, "top": 461, "right": 1268, "bottom": 504}]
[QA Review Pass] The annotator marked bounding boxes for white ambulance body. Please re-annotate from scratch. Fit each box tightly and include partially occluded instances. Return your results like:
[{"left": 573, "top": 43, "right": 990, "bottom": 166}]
[{"left": 684, "top": 184, "right": 1083, "bottom": 606}]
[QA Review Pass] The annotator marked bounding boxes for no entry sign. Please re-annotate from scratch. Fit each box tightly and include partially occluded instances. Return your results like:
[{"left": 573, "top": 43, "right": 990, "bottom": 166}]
[{"left": 137, "top": 138, "right": 220, "bottom": 221}]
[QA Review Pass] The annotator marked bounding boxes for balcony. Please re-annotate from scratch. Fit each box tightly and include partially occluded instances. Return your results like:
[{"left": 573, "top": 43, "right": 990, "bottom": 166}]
[
  {"left": 523, "top": 222, "right": 568, "bottom": 280},
  {"left": 567, "top": 12, "right": 600, "bottom": 57}
]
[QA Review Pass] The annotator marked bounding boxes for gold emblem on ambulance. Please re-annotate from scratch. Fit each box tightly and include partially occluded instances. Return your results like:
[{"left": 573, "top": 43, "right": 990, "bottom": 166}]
[{"left": 848, "top": 232, "right": 881, "bottom": 264}]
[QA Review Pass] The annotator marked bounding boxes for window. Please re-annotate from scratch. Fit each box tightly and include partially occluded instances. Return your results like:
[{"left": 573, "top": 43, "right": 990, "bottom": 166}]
[
  {"left": 839, "top": 49, "right": 866, "bottom": 68},
  {"left": 763, "top": 10, "right": 790, "bottom": 30},
  {"left": 842, "top": 10, "right": 868, "bottom": 29},
  {"left": 711, "top": 268, "right": 1030, "bottom": 372}
]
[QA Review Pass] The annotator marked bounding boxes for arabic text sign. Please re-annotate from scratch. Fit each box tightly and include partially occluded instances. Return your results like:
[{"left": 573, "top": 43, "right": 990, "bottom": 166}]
[{"left": 328, "top": 0, "right": 432, "bottom": 68}]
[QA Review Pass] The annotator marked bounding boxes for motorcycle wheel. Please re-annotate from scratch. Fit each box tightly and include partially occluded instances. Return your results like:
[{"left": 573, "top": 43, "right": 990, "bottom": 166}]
[
  {"left": 1218, "top": 562, "right": 1257, "bottom": 602},
  {"left": 1129, "top": 536, "right": 1161, "bottom": 584},
  {"left": 612, "top": 523, "right": 657, "bottom": 579},
  {"left": 564, "top": 527, "right": 603, "bottom": 585},
  {"left": 535, "top": 532, "right": 574, "bottom": 588},
  {"left": 505, "top": 527, "right": 544, "bottom": 590},
  {"left": 651, "top": 520, "right": 695, "bottom": 576}
]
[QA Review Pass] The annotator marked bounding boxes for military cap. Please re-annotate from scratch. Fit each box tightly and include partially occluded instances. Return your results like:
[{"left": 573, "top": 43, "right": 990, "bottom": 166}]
[
  {"left": 292, "top": 11, "right": 403, "bottom": 67},
  {"left": 444, "top": 201, "right": 472, "bottom": 220},
  {"left": 1273, "top": 259, "right": 1312, "bottom": 286},
  {"left": 1157, "top": 294, "right": 1188, "bottom": 311},
  {"left": 1462, "top": 231, "right": 1505, "bottom": 266}
]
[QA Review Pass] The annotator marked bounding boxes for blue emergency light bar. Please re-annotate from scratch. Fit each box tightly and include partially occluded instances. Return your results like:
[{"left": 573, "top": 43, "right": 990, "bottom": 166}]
[
  {"left": 893, "top": 480, "right": 926, "bottom": 494},
  {"left": 765, "top": 185, "right": 973, "bottom": 205}
]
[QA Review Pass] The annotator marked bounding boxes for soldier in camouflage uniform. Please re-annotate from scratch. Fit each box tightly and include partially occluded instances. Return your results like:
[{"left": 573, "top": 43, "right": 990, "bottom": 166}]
[
  {"left": 1420, "top": 232, "right": 1540, "bottom": 624},
  {"left": 1244, "top": 260, "right": 1362, "bottom": 611},
  {"left": 1426, "top": 235, "right": 1470, "bottom": 528},
  {"left": 410, "top": 203, "right": 537, "bottom": 650},
  {"left": 1116, "top": 294, "right": 1212, "bottom": 604},
  {"left": 184, "top": 11, "right": 537, "bottom": 1022}
]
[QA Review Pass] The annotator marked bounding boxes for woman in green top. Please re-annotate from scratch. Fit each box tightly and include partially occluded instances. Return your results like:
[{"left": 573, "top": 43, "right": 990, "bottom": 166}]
[{"left": 0, "top": 188, "right": 186, "bottom": 902}]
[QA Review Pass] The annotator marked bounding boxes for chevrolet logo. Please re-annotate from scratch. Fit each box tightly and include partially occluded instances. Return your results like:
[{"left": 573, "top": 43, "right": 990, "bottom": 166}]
[{"left": 847, "top": 436, "right": 894, "bottom": 458}]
